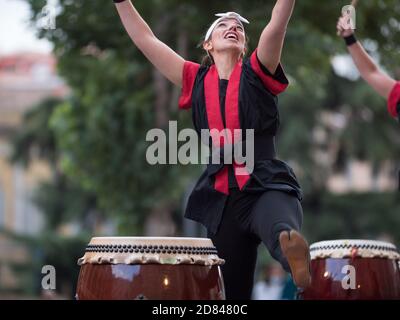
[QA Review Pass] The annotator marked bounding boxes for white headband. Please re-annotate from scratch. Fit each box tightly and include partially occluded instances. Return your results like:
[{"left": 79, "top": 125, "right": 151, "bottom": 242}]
[{"left": 204, "top": 12, "right": 250, "bottom": 42}]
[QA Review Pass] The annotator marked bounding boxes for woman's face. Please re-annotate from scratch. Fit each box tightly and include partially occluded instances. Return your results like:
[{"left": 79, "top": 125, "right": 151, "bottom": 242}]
[{"left": 204, "top": 18, "right": 246, "bottom": 59}]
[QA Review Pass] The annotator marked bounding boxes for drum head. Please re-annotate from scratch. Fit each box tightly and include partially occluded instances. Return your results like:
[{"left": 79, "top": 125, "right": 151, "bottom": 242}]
[
  {"left": 309, "top": 239, "right": 400, "bottom": 260},
  {"left": 78, "top": 237, "right": 225, "bottom": 266}
]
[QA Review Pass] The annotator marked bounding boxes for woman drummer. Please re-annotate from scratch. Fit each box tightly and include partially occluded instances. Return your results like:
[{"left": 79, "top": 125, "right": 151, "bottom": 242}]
[{"left": 113, "top": 0, "right": 311, "bottom": 299}]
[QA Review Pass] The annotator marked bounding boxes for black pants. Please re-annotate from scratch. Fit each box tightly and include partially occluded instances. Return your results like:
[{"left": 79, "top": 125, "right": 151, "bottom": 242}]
[{"left": 207, "top": 189, "right": 303, "bottom": 300}]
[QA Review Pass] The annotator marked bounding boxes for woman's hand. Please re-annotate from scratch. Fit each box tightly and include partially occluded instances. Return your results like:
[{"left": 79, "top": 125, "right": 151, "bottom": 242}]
[{"left": 336, "top": 15, "right": 354, "bottom": 38}]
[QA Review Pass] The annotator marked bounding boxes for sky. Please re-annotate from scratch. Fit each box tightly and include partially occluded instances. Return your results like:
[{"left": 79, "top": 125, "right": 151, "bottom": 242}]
[{"left": 0, "top": 0, "right": 52, "bottom": 54}]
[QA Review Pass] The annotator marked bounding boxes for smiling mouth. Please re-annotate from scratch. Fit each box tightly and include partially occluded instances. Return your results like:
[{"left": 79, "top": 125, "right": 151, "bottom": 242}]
[{"left": 224, "top": 32, "right": 239, "bottom": 41}]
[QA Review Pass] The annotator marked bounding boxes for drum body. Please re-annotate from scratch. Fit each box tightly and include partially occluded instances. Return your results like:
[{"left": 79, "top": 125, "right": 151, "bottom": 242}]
[
  {"left": 76, "top": 237, "right": 225, "bottom": 300},
  {"left": 302, "top": 240, "right": 400, "bottom": 300}
]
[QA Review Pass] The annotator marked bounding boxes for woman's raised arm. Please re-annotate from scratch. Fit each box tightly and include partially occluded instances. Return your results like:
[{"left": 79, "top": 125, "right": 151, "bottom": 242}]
[
  {"left": 337, "top": 15, "right": 396, "bottom": 99},
  {"left": 114, "top": 0, "right": 185, "bottom": 87},
  {"left": 257, "top": 0, "right": 296, "bottom": 74}
]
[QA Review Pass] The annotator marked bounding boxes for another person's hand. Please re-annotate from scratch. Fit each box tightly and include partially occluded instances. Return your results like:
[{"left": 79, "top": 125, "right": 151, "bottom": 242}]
[{"left": 336, "top": 15, "right": 354, "bottom": 38}]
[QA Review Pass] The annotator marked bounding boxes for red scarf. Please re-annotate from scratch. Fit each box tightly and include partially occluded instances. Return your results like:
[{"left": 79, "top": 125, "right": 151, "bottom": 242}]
[{"left": 204, "top": 62, "right": 250, "bottom": 195}]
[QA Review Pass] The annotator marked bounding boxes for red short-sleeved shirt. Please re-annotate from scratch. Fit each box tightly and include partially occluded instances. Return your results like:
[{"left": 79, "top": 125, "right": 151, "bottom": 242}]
[{"left": 388, "top": 82, "right": 400, "bottom": 119}]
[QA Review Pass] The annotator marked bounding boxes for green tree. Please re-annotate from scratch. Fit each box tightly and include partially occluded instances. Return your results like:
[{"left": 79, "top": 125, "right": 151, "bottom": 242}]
[
  {"left": 10, "top": 97, "right": 99, "bottom": 230},
  {"left": 9, "top": 97, "right": 99, "bottom": 297}
]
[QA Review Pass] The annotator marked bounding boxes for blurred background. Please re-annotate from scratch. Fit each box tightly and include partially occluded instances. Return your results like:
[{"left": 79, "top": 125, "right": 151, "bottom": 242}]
[{"left": 0, "top": 0, "right": 399, "bottom": 299}]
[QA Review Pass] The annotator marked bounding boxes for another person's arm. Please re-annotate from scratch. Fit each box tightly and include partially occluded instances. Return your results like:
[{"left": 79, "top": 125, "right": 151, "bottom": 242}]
[
  {"left": 114, "top": 0, "right": 185, "bottom": 87},
  {"left": 257, "top": 0, "right": 296, "bottom": 74},
  {"left": 337, "top": 16, "right": 396, "bottom": 99}
]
